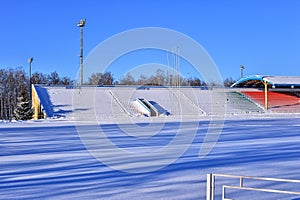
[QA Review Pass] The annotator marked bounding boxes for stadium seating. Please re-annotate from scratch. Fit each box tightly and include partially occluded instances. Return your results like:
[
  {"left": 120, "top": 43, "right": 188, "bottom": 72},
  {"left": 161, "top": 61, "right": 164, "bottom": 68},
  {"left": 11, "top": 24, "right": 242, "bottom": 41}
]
[
  {"left": 110, "top": 87, "right": 203, "bottom": 117},
  {"left": 242, "top": 91, "right": 300, "bottom": 113},
  {"left": 36, "top": 86, "right": 300, "bottom": 121},
  {"left": 180, "top": 89, "right": 264, "bottom": 115}
]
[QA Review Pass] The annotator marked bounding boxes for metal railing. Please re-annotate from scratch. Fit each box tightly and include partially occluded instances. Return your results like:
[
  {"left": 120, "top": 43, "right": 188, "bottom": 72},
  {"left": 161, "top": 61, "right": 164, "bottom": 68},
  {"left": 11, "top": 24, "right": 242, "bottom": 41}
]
[
  {"left": 140, "top": 98, "right": 159, "bottom": 117},
  {"left": 108, "top": 90, "right": 131, "bottom": 116},
  {"left": 207, "top": 173, "right": 300, "bottom": 200}
]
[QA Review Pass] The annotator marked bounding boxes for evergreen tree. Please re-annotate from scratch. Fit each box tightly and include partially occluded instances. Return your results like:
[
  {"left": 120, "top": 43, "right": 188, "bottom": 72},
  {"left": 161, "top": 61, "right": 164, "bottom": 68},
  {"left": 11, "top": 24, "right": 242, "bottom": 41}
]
[{"left": 13, "top": 90, "right": 34, "bottom": 120}]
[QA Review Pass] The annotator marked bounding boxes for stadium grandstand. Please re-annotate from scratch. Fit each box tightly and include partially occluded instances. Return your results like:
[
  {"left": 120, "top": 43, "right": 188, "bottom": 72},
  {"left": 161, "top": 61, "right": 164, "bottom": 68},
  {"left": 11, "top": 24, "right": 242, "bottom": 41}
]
[{"left": 31, "top": 75, "right": 300, "bottom": 120}]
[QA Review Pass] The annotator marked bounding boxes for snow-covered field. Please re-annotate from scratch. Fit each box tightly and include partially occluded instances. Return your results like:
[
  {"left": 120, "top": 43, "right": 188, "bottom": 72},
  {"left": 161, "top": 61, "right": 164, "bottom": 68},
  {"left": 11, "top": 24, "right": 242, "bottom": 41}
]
[{"left": 1, "top": 115, "right": 300, "bottom": 200}]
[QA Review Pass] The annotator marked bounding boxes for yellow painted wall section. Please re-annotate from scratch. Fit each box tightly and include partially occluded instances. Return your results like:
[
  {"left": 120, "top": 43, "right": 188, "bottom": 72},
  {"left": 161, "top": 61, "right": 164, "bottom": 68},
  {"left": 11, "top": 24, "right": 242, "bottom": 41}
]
[{"left": 31, "top": 85, "right": 46, "bottom": 119}]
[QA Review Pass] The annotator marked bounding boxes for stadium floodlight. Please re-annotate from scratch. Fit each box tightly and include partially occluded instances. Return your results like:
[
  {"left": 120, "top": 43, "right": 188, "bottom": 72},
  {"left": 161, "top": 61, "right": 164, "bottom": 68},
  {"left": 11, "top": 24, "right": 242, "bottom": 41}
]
[
  {"left": 28, "top": 57, "right": 33, "bottom": 104},
  {"left": 240, "top": 65, "right": 245, "bottom": 78},
  {"left": 28, "top": 57, "right": 33, "bottom": 83},
  {"left": 77, "top": 19, "right": 86, "bottom": 85},
  {"left": 77, "top": 19, "right": 86, "bottom": 27},
  {"left": 28, "top": 57, "right": 33, "bottom": 64}
]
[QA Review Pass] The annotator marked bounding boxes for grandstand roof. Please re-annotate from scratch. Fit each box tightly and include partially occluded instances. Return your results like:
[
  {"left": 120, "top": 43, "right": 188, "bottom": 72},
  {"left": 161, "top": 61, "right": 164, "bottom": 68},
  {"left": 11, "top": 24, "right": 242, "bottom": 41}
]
[{"left": 231, "top": 75, "right": 300, "bottom": 88}]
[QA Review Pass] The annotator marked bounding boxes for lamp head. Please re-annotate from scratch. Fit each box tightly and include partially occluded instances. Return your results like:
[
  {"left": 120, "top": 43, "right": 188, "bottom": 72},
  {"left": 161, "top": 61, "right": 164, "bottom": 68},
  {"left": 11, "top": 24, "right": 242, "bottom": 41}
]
[
  {"left": 77, "top": 19, "right": 86, "bottom": 27},
  {"left": 28, "top": 57, "right": 33, "bottom": 64}
]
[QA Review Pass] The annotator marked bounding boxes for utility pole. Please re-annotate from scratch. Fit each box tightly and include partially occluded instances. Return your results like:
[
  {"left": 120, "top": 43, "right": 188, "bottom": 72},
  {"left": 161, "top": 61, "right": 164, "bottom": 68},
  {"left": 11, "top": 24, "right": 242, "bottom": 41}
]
[{"left": 77, "top": 19, "right": 86, "bottom": 85}]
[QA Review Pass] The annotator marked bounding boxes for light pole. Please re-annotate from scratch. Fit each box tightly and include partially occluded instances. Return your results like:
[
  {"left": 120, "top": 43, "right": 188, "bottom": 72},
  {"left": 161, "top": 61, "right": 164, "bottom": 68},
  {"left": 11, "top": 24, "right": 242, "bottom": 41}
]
[
  {"left": 28, "top": 57, "right": 33, "bottom": 110},
  {"left": 240, "top": 65, "right": 245, "bottom": 79},
  {"left": 28, "top": 57, "right": 33, "bottom": 92},
  {"left": 77, "top": 19, "right": 86, "bottom": 85}
]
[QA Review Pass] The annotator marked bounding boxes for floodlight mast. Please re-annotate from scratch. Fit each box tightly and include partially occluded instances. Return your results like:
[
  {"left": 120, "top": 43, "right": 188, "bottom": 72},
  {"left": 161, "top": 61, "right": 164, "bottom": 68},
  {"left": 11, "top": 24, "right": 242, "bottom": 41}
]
[
  {"left": 77, "top": 19, "right": 86, "bottom": 85},
  {"left": 28, "top": 57, "right": 33, "bottom": 83},
  {"left": 28, "top": 57, "right": 33, "bottom": 106},
  {"left": 240, "top": 65, "right": 245, "bottom": 78}
]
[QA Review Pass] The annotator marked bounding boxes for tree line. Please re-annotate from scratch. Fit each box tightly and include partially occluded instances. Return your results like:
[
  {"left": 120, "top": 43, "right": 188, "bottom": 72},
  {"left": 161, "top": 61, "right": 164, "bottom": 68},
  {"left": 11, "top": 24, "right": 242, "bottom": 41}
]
[
  {"left": 0, "top": 68, "right": 73, "bottom": 120},
  {"left": 87, "top": 69, "right": 236, "bottom": 87},
  {"left": 87, "top": 70, "right": 208, "bottom": 86},
  {"left": 0, "top": 68, "right": 29, "bottom": 120},
  {"left": 31, "top": 71, "right": 73, "bottom": 85}
]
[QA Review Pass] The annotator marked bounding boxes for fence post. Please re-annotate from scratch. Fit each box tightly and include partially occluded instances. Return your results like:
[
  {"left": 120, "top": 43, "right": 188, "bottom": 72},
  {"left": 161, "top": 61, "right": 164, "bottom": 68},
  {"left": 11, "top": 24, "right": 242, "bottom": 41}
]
[{"left": 207, "top": 174, "right": 214, "bottom": 200}]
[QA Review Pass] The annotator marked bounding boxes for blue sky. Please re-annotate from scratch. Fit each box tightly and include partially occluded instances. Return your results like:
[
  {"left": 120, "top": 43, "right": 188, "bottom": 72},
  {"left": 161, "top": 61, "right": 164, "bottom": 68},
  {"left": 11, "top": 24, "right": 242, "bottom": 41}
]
[{"left": 1, "top": 0, "right": 300, "bottom": 82}]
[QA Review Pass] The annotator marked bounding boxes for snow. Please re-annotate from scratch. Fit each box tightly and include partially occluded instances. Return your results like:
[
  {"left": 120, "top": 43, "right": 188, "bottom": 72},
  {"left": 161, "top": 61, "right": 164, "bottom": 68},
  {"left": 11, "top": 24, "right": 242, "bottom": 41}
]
[
  {"left": 1, "top": 86, "right": 300, "bottom": 199},
  {"left": 1, "top": 115, "right": 300, "bottom": 199},
  {"left": 264, "top": 76, "right": 300, "bottom": 85}
]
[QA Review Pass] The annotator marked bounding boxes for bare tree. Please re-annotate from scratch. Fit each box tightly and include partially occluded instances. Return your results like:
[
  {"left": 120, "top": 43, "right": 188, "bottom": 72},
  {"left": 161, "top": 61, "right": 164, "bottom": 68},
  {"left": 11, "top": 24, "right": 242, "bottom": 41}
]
[
  {"left": 119, "top": 73, "right": 136, "bottom": 85},
  {"left": 48, "top": 71, "right": 60, "bottom": 85},
  {"left": 137, "top": 74, "right": 147, "bottom": 85},
  {"left": 87, "top": 72, "right": 114, "bottom": 85},
  {"left": 101, "top": 72, "right": 114, "bottom": 85},
  {"left": 223, "top": 77, "right": 236, "bottom": 87},
  {"left": 187, "top": 77, "right": 207, "bottom": 86},
  {"left": 0, "top": 68, "right": 29, "bottom": 120},
  {"left": 88, "top": 72, "right": 102, "bottom": 85},
  {"left": 155, "top": 69, "right": 166, "bottom": 85},
  {"left": 60, "top": 76, "right": 72, "bottom": 85},
  {"left": 31, "top": 72, "right": 47, "bottom": 84}
]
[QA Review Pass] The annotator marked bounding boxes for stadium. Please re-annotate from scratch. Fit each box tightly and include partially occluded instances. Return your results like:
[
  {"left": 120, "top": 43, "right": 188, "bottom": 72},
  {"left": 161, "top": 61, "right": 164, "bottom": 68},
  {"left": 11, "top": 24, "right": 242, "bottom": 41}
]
[
  {"left": 6, "top": 75, "right": 296, "bottom": 199},
  {"left": 2, "top": 1, "right": 300, "bottom": 199}
]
